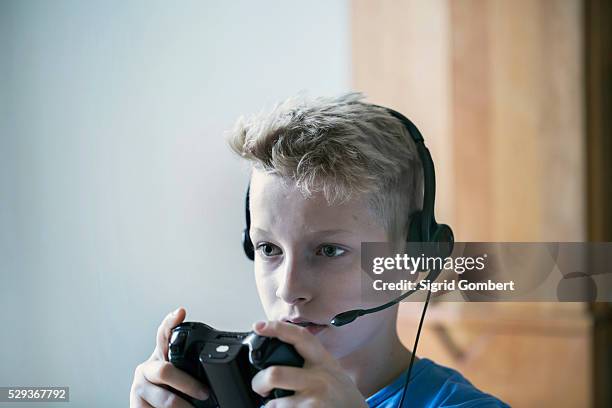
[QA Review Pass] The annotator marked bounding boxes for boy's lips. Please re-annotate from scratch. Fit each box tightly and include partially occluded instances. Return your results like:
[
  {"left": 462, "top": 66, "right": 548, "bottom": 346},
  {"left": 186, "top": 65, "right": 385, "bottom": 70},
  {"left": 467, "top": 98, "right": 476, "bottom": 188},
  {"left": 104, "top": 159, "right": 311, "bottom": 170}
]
[{"left": 282, "top": 318, "right": 329, "bottom": 335}]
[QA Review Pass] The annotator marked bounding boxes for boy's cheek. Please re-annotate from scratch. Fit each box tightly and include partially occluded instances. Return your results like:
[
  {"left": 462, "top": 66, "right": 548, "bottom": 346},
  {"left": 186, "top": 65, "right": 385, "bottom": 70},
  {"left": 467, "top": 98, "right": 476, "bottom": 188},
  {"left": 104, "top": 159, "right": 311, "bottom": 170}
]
[{"left": 254, "top": 276, "right": 279, "bottom": 314}]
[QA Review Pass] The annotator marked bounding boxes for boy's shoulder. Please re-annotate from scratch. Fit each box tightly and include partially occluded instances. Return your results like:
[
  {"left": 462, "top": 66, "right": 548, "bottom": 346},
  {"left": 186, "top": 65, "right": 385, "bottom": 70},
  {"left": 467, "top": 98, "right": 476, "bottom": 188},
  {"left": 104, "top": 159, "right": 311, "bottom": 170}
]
[{"left": 367, "top": 358, "right": 510, "bottom": 408}]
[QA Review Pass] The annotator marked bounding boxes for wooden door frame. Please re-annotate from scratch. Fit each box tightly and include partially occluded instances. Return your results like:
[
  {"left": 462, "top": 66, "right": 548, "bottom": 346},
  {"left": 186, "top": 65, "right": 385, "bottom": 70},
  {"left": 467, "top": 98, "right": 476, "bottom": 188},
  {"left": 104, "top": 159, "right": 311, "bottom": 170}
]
[{"left": 585, "top": 1, "right": 612, "bottom": 407}]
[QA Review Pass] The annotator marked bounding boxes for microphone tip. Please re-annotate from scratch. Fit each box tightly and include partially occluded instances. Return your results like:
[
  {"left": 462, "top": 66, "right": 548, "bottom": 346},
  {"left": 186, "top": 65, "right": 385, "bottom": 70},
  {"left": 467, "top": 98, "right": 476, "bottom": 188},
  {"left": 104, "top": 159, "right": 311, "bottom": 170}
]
[{"left": 330, "top": 310, "right": 361, "bottom": 327}]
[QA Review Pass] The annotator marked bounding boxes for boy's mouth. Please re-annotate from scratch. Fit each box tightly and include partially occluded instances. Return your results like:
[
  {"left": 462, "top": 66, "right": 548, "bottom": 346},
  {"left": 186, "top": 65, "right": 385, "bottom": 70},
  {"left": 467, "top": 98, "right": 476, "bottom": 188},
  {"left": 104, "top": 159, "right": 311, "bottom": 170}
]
[{"left": 283, "top": 318, "right": 329, "bottom": 335}]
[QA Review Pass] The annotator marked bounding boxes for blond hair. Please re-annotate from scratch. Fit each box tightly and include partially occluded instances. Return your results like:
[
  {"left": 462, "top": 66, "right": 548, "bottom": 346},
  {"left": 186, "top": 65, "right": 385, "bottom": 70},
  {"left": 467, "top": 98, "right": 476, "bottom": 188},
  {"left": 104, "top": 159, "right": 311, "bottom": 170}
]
[{"left": 227, "top": 92, "right": 423, "bottom": 245}]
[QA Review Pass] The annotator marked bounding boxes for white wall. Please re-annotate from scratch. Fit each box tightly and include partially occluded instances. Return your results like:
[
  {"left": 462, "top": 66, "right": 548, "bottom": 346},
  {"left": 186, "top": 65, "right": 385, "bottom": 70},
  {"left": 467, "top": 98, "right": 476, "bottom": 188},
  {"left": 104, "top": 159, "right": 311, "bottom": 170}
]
[{"left": 0, "top": 1, "right": 349, "bottom": 406}]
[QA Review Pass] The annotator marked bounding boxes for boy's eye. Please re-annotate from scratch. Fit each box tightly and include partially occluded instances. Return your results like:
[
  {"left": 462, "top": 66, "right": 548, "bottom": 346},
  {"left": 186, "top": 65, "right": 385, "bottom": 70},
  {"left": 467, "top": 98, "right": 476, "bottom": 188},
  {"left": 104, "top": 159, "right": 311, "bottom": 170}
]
[
  {"left": 316, "top": 244, "right": 346, "bottom": 258},
  {"left": 256, "top": 243, "right": 282, "bottom": 257}
]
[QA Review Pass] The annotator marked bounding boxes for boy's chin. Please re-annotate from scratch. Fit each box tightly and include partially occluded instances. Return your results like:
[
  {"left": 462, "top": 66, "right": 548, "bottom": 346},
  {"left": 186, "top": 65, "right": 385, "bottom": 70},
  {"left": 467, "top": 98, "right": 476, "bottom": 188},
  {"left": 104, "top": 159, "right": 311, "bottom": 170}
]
[{"left": 319, "top": 332, "right": 360, "bottom": 360}]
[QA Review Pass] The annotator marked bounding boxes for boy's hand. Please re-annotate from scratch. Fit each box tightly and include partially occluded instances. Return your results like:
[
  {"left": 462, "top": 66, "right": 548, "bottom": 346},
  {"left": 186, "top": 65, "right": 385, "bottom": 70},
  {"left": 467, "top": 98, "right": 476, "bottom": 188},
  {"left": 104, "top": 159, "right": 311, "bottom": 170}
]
[
  {"left": 251, "top": 321, "right": 369, "bottom": 408},
  {"left": 129, "top": 308, "right": 210, "bottom": 408}
]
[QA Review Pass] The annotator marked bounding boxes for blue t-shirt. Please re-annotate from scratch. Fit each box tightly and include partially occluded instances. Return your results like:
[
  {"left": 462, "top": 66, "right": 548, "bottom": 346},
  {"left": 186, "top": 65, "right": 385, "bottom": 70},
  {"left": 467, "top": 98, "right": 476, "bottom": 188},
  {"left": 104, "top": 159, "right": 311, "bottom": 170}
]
[{"left": 366, "top": 358, "right": 510, "bottom": 407}]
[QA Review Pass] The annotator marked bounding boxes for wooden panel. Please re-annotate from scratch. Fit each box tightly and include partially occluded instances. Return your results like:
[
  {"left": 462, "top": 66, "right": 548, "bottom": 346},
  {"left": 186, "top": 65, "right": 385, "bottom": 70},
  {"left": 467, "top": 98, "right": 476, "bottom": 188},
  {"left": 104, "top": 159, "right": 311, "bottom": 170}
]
[
  {"left": 352, "top": 0, "right": 590, "bottom": 406},
  {"left": 487, "top": 0, "right": 585, "bottom": 241},
  {"left": 450, "top": 0, "right": 492, "bottom": 241},
  {"left": 353, "top": 0, "right": 585, "bottom": 242},
  {"left": 449, "top": 0, "right": 586, "bottom": 241},
  {"left": 536, "top": 0, "right": 586, "bottom": 241}
]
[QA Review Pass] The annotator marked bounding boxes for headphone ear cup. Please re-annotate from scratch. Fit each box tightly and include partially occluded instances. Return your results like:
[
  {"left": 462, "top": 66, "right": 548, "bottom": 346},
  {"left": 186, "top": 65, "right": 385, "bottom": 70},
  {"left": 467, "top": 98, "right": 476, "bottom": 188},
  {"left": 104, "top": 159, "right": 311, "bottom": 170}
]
[
  {"left": 431, "top": 223, "right": 454, "bottom": 259},
  {"left": 408, "top": 212, "right": 454, "bottom": 259},
  {"left": 242, "top": 228, "right": 255, "bottom": 261}
]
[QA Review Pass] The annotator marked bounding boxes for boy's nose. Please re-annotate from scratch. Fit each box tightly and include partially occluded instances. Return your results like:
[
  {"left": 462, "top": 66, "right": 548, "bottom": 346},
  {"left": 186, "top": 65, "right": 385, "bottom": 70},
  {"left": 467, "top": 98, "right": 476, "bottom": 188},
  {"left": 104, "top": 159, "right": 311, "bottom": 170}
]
[{"left": 275, "top": 256, "right": 312, "bottom": 305}]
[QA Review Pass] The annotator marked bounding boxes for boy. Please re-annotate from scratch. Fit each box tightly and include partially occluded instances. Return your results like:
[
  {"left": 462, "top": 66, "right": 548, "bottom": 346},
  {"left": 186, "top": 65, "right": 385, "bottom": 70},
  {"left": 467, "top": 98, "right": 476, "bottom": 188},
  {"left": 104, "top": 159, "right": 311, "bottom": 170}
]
[{"left": 130, "top": 93, "right": 509, "bottom": 407}]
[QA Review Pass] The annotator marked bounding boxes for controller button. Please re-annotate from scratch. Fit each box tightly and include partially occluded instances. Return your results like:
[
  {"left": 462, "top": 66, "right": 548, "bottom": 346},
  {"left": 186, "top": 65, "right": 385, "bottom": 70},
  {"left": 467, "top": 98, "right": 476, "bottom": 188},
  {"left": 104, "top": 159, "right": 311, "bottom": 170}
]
[{"left": 206, "top": 352, "right": 228, "bottom": 359}]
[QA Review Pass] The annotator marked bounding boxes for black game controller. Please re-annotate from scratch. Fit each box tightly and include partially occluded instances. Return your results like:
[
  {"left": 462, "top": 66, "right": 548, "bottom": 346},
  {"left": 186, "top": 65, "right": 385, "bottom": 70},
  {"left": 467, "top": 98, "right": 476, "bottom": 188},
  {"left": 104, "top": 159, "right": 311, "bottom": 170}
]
[{"left": 168, "top": 322, "right": 304, "bottom": 408}]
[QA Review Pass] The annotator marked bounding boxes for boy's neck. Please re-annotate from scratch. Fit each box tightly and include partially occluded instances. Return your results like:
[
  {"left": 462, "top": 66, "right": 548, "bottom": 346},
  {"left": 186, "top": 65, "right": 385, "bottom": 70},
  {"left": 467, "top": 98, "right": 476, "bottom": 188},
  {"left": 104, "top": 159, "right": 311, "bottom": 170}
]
[{"left": 336, "top": 317, "right": 416, "bottom": 399}]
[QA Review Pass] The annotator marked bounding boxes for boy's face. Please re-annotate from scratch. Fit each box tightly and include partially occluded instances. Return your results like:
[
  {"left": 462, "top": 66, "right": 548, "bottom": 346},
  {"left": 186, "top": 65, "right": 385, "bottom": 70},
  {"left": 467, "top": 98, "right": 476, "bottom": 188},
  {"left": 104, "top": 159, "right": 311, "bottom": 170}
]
[{"left": 249, "top": 168, "right": 396, "bottom": 359}]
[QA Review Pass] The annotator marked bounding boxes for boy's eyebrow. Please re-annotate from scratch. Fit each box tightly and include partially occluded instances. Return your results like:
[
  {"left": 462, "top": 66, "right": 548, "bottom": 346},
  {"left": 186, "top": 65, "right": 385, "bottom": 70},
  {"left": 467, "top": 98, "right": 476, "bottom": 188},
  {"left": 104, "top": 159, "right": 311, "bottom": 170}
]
[{"left": 251, "top": 227, "right": 352, "bottom": 236}]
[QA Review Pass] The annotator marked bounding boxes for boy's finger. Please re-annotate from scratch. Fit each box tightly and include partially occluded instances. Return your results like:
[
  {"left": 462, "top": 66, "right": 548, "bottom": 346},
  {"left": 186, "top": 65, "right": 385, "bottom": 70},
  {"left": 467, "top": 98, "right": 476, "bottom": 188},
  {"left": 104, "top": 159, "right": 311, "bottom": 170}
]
[
  {"left": 153, "top": 307, "right": 186, "bottom": 360},
  {"left": 142, "top": 360, "right": 209, "bottom": 401},
  {"left": 251, "top": 365, "right": 308, "bottom": 397},
  {"left": 138, "top": 382, "right": 193, "bottom": 408},
  {"left": 252, "top": 320, "right": 329, "bottom": 364}
]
